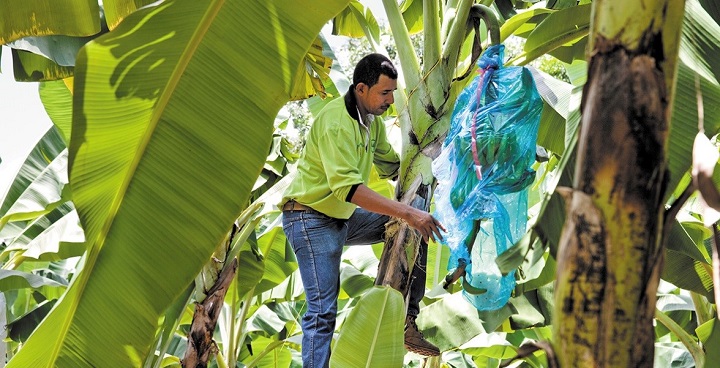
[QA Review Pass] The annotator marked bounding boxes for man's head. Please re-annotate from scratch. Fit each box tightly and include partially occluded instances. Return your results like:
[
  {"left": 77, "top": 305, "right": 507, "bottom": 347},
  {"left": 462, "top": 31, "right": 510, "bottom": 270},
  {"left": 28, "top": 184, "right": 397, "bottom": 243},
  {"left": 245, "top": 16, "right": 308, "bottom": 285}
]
[{"left": 352, "top": 53, "right": 398, "bottom": 117}]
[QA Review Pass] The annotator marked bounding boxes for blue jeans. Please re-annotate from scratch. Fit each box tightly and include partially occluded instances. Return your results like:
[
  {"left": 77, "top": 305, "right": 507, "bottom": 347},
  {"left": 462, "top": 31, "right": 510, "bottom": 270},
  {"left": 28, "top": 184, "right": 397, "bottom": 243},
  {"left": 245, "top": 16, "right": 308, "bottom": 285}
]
[{"left": 282, "top": 207, "right": 427, "bottom": 368}]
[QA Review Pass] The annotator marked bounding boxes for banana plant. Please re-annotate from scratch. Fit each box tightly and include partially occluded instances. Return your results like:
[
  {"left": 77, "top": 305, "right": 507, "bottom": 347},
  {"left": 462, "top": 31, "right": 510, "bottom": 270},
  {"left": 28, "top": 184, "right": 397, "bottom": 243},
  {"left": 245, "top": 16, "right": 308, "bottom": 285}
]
[
  {"left": 331, "top": 0, "right": 720, "bottom": 365},
  {"left": 1, "top": 0, "right": 350, "bottom": 366},
  {"left": 331, "top": 0, "right": 582, "bottom": 331},
  {"left": 4, "top": 0, "right": 720, "bottom": 366}
]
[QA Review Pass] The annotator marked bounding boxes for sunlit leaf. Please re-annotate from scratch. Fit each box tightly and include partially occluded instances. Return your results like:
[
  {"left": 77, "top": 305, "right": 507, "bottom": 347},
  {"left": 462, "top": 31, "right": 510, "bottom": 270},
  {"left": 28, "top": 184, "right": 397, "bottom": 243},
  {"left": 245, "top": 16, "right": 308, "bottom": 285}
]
[
  {"left": 11, "top": 48, "right": 74, "bottom": 82},
  {"left": 103, "top": 0, "right": 157, "bottom": 30},
  {"left": 0, "top": 0, "right": 99, "bottom": 44},
  {"left": 0, "top": 126, "right": 67, "bottom": 230},
  {"left": 0, "top": 270, "right": 66, "bottom": 293},
  {"left": 333, "top": 0, "right": 380, "bottom": 40},
  {"left": 331, "top": 286, "right": 405, "bottom": 368},
  {"left": 6, "top": 0, "right": 349, "bottom": 366},
  {"left": 39, "top": 80, "right": 74, "bottom": 144}
]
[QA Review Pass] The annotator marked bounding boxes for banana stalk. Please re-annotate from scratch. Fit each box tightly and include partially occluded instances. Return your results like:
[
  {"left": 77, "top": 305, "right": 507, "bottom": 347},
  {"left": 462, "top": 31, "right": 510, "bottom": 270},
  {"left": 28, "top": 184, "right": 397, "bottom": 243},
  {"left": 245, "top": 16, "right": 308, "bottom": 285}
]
[
  {"left": 553, "top": 0, "right": 686, "bottom": 366},
  {"left": 375, "top": 0, "right": 500, "bottom": 299},
  {"left": 183, "top": 202, "right": 263, "bottom": 367}
]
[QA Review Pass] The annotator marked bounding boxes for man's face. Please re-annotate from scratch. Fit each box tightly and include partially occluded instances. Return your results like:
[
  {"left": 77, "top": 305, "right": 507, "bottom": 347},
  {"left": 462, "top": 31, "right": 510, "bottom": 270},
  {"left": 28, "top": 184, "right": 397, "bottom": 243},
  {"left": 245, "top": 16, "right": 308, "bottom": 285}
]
[{"left": 356, "top": 74, "right": 397, "bottom": 116}]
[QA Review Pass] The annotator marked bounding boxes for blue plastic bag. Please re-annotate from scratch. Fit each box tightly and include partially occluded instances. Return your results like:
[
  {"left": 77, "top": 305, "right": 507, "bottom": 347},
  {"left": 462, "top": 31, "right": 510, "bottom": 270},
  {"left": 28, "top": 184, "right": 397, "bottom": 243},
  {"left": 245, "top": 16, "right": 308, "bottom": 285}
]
[{"left": 432, "top": 44, "right": 542, "bottom": 310}]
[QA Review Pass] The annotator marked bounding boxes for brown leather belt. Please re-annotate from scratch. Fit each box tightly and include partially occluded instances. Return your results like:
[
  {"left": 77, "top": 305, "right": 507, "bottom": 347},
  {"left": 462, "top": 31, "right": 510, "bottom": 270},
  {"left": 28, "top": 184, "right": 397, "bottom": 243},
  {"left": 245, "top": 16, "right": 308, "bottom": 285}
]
[{"left": 282, "top": 200, "right": 312, "bottom": 212}]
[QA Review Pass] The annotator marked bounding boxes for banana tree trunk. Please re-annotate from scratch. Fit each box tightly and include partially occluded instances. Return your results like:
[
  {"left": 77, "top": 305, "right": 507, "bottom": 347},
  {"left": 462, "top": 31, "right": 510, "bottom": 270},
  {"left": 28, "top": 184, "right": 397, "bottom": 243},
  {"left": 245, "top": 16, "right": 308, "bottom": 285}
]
[
  {"left": 375, "top": 0, "right": 497, "bottom": 299},
  {"left": 553, "top": 0, "right": 686, "bottom": 367}
]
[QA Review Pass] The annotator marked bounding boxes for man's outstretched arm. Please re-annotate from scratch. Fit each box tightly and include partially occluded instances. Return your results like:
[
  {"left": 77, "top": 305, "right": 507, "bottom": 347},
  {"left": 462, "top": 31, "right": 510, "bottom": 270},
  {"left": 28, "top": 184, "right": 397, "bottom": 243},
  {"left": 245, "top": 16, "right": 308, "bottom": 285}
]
[{"left": 349, "top": 184, "right": 445, "bottom": 243}]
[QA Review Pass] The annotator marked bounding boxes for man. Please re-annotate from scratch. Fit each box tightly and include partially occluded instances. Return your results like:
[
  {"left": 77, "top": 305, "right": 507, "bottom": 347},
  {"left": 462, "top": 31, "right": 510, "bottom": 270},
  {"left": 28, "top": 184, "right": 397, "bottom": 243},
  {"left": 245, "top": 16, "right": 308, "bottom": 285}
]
[{"left": 280, "top": 53, "right": 445, "bottom": 367}]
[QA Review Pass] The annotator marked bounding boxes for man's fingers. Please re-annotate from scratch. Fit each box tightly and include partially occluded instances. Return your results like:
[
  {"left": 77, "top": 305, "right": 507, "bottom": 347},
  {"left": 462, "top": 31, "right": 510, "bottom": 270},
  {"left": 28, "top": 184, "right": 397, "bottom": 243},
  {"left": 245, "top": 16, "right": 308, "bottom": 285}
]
[{"left": 432, "top": 227, "right": 443, "bottom": 241}]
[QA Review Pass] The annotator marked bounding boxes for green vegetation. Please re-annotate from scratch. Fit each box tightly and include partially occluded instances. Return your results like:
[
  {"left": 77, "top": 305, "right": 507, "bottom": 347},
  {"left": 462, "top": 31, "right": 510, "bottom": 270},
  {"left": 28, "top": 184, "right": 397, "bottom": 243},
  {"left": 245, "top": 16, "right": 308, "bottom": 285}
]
[{"left": 1, "top": 0, "right": 719, "bottom": 367}]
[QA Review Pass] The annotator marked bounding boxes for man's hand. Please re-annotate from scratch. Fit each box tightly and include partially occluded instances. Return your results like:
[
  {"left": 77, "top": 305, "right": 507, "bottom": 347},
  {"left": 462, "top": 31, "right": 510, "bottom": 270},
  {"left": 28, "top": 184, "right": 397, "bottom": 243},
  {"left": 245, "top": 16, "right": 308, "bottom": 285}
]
[
  {"left": 349, "top": 184, "right": 446, "bottom": 243},
  {"left": 404, "top": 207, "right": 446, "bottom": 243}
]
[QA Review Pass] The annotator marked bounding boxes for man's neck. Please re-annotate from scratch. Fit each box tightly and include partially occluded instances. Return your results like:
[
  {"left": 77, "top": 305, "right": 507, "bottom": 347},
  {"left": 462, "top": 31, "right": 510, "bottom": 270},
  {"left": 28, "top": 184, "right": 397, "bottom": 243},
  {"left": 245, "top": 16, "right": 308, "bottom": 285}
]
[
  {"left": 351, "top": 92, "right": 372, "bottom": 127},
  {"left": 353, "top": 91, "right": 369, "bottom": 117}
]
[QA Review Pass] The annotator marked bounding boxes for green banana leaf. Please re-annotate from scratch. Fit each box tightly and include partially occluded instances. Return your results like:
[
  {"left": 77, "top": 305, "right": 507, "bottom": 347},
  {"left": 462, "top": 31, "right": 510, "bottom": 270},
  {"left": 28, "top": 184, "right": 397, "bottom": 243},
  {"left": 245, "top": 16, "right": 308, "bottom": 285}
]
[
  {"left": 7, "top": 4, "right": 108, "bottom": 70},
  {"left": 420, "top": 291, "right": 513, "bottom": 351},
  {"left": 458, "top": 332, "right": 518, "bottom": 362},
  {"left": 0, "top": 0, "right": 99, "bottom": 44},
  {"left": 0, "top": 83, "right": 81, "bottom": 265},
  {"left": 0, "top": 269, "right": 66, "bottom": 295},
  {"left": 288, "top": 36, "right": 335, "bottom": 101},
  {"left": 39, "top": 80, "right": 74, "bottom": 145},
  {"left": 0, "top": 126, "right": 67, "bottom": 231},
  {"left": 425, "top": 237, "right": 452, "bottom": 291},
  {"left": 399, "top": 0, "right": 423, "bottom": 35},
  {"left": 6, "top": 0, "right": 349, "bottom": 366},
  {"left": 666, "top": 0, "right": 720, "bottom": 200},
  {"left": 242, "top": 335, "right": 293, "bottom": 367},
  {"left": 6, "top": 300, "right": 57, "bottom": 343},
  {"left": 340, "top": 261, "right": 375, "bottom": 298},
  {"left": 333, "top": 0, "right": 381, "bottom": 40},
  {"left": 255, "top": 227, "right": 297, "bottom": 294},
  {"left": 331, "top": 286, "right": 405, "bottom": 368},
  {"left": 11, "top": 48, "right": 75, "bottom": 82},
  {"left": 103, "top": 0, "right": 158, "bottom": 30},
  {"left": 9, "top": 35, "right": 94, "bottom": 67},
  {"left": 1, "top": 201, "right": 85, "bottom": 264},
  {"left": 499, "top": 8, "right": 553, "bottom": 42},
  {"left": 518, "top": 4, "right": 591, "bottom": 65},
  {"left": 696, "top": 318, "right": 720, "bottom": 364},
  {"left": 662, "top": 220, "right": 715, "bottom": 301},
  {"left": 306, "top": 32, "right": 351, "bottom": 115},
  {"left": 499, "top": 0, "right": 720, "bottom": 284}
]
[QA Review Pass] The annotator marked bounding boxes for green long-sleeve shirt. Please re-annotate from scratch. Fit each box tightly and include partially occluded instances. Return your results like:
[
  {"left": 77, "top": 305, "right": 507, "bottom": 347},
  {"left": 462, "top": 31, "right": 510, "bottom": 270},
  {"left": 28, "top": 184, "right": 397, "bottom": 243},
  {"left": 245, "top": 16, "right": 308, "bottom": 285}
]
[{"left": 279, "top": 92, "right": 399, "bottom": 219}]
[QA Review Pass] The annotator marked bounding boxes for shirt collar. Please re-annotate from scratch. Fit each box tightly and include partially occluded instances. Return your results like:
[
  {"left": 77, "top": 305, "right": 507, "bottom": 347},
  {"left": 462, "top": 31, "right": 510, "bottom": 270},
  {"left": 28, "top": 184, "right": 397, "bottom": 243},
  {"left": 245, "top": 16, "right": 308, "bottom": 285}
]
[
  {"left": 344, "top": 86, "right": 360, "bottom": 122},
  {"left": 345, "top": 86, "right": 373, "bottom": 127}
]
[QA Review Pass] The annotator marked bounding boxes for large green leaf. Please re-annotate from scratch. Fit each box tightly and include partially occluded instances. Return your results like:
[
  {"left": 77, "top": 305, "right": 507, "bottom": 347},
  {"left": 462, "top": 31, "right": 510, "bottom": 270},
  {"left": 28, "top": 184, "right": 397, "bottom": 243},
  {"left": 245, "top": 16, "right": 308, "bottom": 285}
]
[
  {"left": 9, "top": 35, "right": 93, "bottom": 67},
  {"left": 696, "top": 318, "right": 720, "bottom": 364},
  {"left": 339, "top": 262, "right": 375, "bottom": 298},
  {"left": 11, "top": 48, "right": 75, "bottom": 82},
  {"left": 1, "top": 202, "right": 85, "bottom": 264},
  {"left": 399, "top": 0, "right": 423, "bottom": 35},
  {"left": 0, "top": 269, "right": 66, "bottom": 293},
  {"left": 458, "top": 332, "right": 518, "bottom": 362},
  {"left": 6, "top": 299, "right": 56, "bottom": 343},
  {"left": 6, "top": 0, "right": 349, "bottom": 366},
  {"left": 332, "top": 0, "right": 381, "bottom": 40},
  {"left": 288, "top": 36, "right": 334, "bottom": 101},
  {"left": 306, "top": 32, "right": 351, "bottom": 115},
  {"left": 662, "top": 220, "right": 715, "bottom": 301},
  {"left": 425, "top": 237, "right": 452, "bottom": 291},
  {"left": 509, "top": 4, "right": 591, "bottom": 65},
  {"left": 255, "top": 227, "right": 298, "bottom": 294},
  {"left": 103, "top": 0, "right": 157, "bottom": 30},
  {"left": 0, "top": 0, "right": 100, "bottom": 44},
  {"left": 699, "top": 0, "right": 720, "bottom": 24},
  {"left": 39, "top": 79, "right": 74, "bottom": 144},
  {"left": 665, "top": 0, "right": 720, "bottom": 198},
  {"left": 7, "top": 5, "right": 108, "bottom": 70},
  {"left": 0, "top": 126, "right": 67, "bottom": 231},
  {"left": 421, "top": 292, "right": 513, "bottom": 351},
  {"left": 331, "top": 286, "right": 405, "bottom": 368},
  {"left": 499, "top": 8, "right": 553, "bottom": 42}
]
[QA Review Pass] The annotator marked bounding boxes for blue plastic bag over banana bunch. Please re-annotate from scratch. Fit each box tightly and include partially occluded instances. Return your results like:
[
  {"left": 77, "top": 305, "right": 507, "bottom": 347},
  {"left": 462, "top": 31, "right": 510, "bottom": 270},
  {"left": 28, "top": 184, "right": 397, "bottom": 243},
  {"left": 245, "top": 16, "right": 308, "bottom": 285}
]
[{"left": 432, "top": 44, "right": 542, "bottom": 310}]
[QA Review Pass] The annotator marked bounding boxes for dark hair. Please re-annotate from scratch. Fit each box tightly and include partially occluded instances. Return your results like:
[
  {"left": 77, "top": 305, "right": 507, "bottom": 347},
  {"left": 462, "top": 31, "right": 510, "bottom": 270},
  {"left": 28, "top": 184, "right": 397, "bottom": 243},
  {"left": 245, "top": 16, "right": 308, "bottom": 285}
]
[{"left": 353, "top": 53, "right": 398, "bottom": 89}]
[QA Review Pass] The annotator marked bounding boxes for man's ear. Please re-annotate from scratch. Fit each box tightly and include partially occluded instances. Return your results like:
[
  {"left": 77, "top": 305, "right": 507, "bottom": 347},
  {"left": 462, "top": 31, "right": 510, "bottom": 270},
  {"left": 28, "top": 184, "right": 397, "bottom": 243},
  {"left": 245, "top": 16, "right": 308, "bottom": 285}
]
[{"left": 356, "top": 83, "right": 366, "bottom": 95}]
